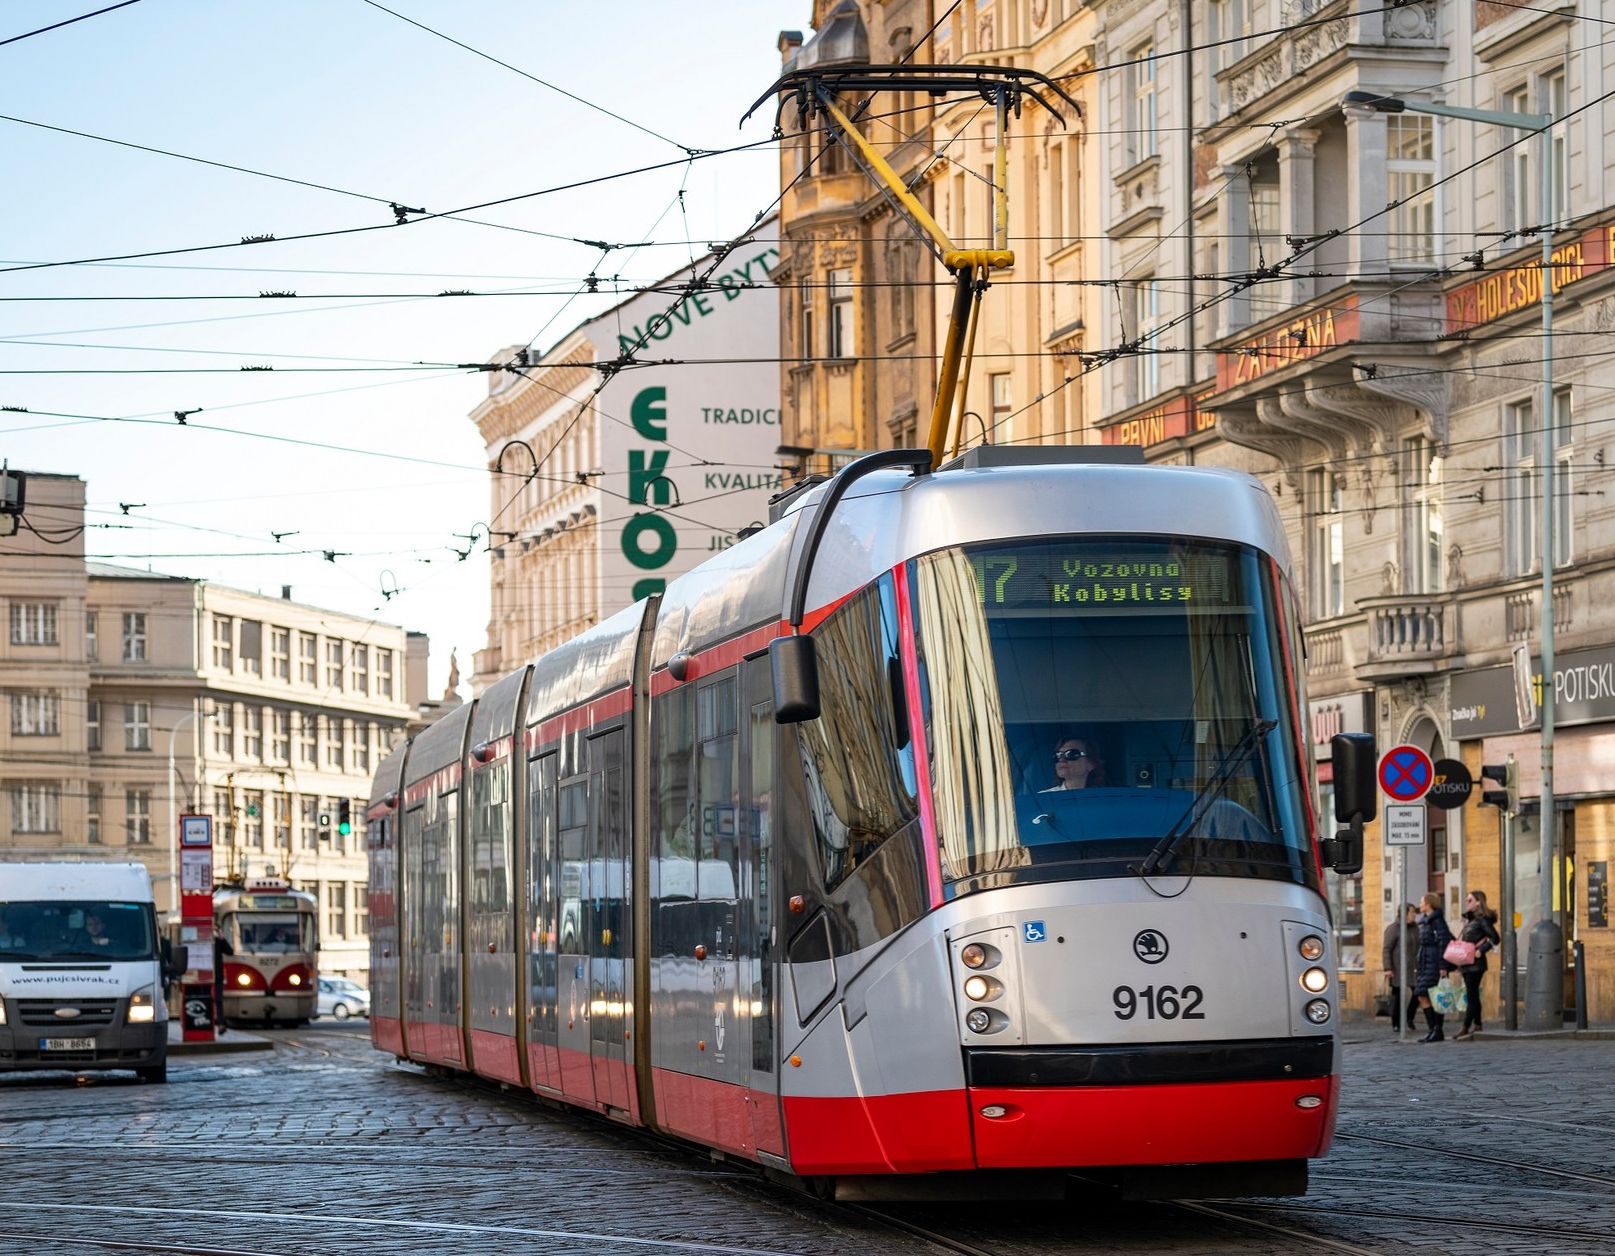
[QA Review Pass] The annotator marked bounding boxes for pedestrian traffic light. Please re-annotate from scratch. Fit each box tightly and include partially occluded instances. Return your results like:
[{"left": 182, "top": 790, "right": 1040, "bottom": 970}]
[
  {"left": 1480, "top": 756, "right": 1519, "bottom": 812},
  {"left": 337, "top": 799, "right": 352, "bottom": 837},
  {"left": 317, "top": 810, "right": 331, "bottom": 837}
]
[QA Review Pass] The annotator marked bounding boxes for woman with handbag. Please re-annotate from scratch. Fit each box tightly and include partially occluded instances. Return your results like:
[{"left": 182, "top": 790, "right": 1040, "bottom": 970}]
[
  {"left": 1413, "top": 892, "right": 1456, "bottom": 1042},
  {"left": 1451, "top": 890, "right": 1502, "bottom": 1040}
]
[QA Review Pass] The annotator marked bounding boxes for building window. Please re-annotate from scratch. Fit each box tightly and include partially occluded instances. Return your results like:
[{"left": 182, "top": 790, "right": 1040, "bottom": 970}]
[
  {"left": 87, "top": 784, "right": 101, "bottom": 845},
  {"left": 1386, "top": 115, "right": 1436, "bottom": 264},
  {"left": 214, "top": 705, "right": 234, "bottom": 757},
  {"left": 123, "top": 701, "right": 151, "bottom": 751},
  {"left": 1127, "top": 278, "right": 1162, "bottom": 404},
  {"left": 1307, "top": 469, "right": 1345, "bottom": 617},
  {"left": 356, "top": 883, "right": 369, "bottom": 936},
  {"left": 239, "top": 619, "right": 262, "bottom": 676},
  {"left": 12, "top": 691, "right": 61, "bottom": 737},
  {"left": 122, "top": 612, "right": 147, "bottom": 662},
  {"left": 85, "top": 611, "right": 98, "bottom": 661},
  {"left": 299, "top": 632, "right": 318, "bottom": 685},
  {"left": 1125, "top": 44, "right": 1157, "bottom": 165},
  {"left": 1553, "top": 387, "right": 1574, "bottom": 567},
  {"left": 1502, "top": 72, "right": 1567, "bottom": 236},
  {"left": 243, "top": 707, "right": 263, "bottom": 760},
  {"left": 271, "top": 628, "right": 290, "bottom": 680},
  {"left": 1206, "top": 0, "right": 1249, "bottom": 119},
  {"left": 272, "top": 709, "right": 290, "bottom": 763},
  {"left": 212, "top": 615, "right": 234, "bottom": 671},
  {"left": 87, "top": 699, "right": 101, "bottom": 751},
  {"left": 988, "top": 372, "right": 1012, "bottom": 439},
  {"left": 214, "top": 788, "right": 232, "bottom": 845},
  {"left": 13, "top": 781, "right": 61, "bottom": 833},
  {"left": 327, "top": 882, "right": 347, "bottom": 939},
  {"left": 272, "top": 792, "right": 290, "bottom": 849},
  {"left": 299, "top": 795, "right": 318, "bottom": 850},
  {"left": 1510, "top": 389, "right": 1577, "bottom": 573},
  {"left": 11, "top": 602, "right": 59, "bottom": 646},
  {"left": 326, "top": 639, "right": 344, "bottom": 690},
  {"left": 377, "top": 650, "right": 394, "bottom": 699},
  {"left": 352, "top": 645, "right": 369, "bottom": 696},
  {"left": 353, "top": 721, "right": 370, "bottom": 774},
  {"left": 827, "top": 267, "right": 853, "bottom": 359},
  {"left": 1404, "top": 437, "right": 1444, "bottom": 594},
  {"left": 299, "top": 712, "right": 318, "bottom": 765},
  {"left": 244, "top": 791, "right": 264, "bottom": 849},
  {"left": 125, "top": 788, "right": 151, "bottom": 845},
  {"left": 326, "top": 720, "right": 345, "bottom": 771}
]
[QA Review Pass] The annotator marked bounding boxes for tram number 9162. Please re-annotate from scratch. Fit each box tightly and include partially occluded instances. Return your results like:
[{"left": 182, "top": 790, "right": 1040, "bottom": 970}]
[{"left": 1112, "top": 984, "right": 1206, "bottom": 1020}]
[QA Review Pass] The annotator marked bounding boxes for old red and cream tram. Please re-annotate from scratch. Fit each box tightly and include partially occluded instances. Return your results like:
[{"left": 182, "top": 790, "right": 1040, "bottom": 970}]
[
  {"left": 214, "top": 877, "right": 319, "bottom": 1026},
  {"left": 369, "top": 447, "right": 1374, "bottom": 1198}
]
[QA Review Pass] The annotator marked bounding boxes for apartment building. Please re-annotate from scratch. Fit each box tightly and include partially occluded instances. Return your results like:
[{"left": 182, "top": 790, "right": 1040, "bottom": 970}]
[{"left": 0, "top": 474, "right": 428, "bottom": 980}]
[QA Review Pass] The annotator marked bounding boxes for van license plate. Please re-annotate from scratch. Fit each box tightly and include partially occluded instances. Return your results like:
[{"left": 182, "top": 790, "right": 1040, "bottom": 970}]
[{"left": 40, "top": 1037, "right": 95, "bottom": 1051}]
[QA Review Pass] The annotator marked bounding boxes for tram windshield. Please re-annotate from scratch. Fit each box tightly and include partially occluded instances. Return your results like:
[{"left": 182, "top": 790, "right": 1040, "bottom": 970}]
[
  {"left": 911, "top": 537, "right": 1315, "bottom": 893},
  {"left": 228, "top": 912, "right": 314, "bottom": 953}
]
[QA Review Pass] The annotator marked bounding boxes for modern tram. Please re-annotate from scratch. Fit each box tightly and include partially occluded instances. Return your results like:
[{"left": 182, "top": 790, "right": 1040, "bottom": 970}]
[
  {"left": 368, "top": 445, "right": 1375, "bottom": 1199},
  {"left": 214, "top": 877, "right": 319, "bottom": 1026}
]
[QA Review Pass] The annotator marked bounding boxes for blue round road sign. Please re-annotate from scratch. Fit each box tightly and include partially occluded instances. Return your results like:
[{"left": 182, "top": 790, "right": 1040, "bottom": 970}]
[{"left": 1378, "top": 745, "right": 1434, "bottom": 802}]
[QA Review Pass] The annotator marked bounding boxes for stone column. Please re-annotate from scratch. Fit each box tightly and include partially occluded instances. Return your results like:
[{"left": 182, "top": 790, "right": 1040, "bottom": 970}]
[
  {"left": 1217, "top": 163, "right": 1252, "bottom": 336},
  {"left": 1345, "top": 111, "right": 1389, "bottom": 274},
  {"left": 1278, "top": 128, "right": 1321, "bottom": 305}
]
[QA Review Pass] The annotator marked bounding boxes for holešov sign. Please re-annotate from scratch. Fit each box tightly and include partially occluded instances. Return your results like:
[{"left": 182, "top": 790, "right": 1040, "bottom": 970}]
[
  {"left": 1446, "top": 225, "right": 1613, "bottom": 334},
  {"left": 588, "top": 237, "right": 783, "bottom": 604},
  {"left": 1450, "top": 643, "right": 1615, "bottom": 738}
]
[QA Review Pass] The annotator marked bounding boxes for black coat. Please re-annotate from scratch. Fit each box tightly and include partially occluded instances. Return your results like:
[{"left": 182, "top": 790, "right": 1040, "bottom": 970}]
[
  {"left": 1459, "top": 909, "right": 1501, "bottom": 974},
  {"left": 1414, "top": 909, "right": 1454, "bottom": 994}
]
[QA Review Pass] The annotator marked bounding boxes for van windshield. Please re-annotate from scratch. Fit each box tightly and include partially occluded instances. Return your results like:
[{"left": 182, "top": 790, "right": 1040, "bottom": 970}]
[{"left": 0, "top": 900, "right": 157, "bottom": 962}]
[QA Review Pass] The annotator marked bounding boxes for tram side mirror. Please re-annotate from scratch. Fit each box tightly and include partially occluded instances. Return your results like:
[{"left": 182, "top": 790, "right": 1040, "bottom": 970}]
[
  {"left": 771, "top": 635, "right": 820, "bottom": 723},
  {"left": 1321, "top": 732, "right": 1376, "bottom": 875}
]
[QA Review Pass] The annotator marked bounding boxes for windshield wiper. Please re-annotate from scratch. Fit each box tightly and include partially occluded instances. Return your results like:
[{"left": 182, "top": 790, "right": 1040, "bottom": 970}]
[{"left": 1139, "top": 718, "right": 1278, "bottom": 877}]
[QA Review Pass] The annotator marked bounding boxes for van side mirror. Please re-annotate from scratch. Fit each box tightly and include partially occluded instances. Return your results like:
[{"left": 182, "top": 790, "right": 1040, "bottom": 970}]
[
  {"left": 165, "top": 944, "right": 189, "bottom": 976},
  {"left": 1320, "top": 732, "right": 1377, "bottom": 874},
  {"left": 771, "top": 635, "right": 820, "bottom": 723}
]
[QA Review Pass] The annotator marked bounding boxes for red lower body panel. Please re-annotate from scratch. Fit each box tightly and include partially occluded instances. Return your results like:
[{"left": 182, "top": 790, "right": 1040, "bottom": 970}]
[
  {"left": 373, "top": 1015, "right": 404, "bottom": 1057},
  {"left": 469, "top": 1028, "right": 521, "bottom": 1086},
  {"left": 782, "top": 1089, "right": 976, "bottom": 1174},
  {"left": 653, "top": 1068, "right": 786, "bottom": 1161},
  {"left": 404, "top": 1017, "right": 463, "bottom": 1067},
  {"left": 970, "top": 1074, "right": 1340, "bottom": 1169}
]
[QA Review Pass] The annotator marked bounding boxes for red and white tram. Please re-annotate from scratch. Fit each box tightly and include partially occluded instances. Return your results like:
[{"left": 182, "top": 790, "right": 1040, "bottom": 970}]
[
  {"left": 369, "top": 446, "right": 1374, "bottom": 1199},
  {"left": 214, "top": 877, "right": 319, "bottom": 1026}
]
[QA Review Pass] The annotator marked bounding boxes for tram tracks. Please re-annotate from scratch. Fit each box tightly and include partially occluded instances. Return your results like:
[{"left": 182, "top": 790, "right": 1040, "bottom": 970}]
[{"left": 1336, "top": 1129, "right": 1615, "bottom": 1189}]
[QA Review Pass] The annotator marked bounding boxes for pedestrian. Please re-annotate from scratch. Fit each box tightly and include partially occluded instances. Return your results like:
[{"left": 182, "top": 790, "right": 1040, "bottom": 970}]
[
  {"left": 1381, "top": 902, "right": 1420, "bottom": 1033},
  {"left": 1453, "top": 889, "right": 1502, "bottom": 1041},
  {"left": 1412, "top": 891, "right": 1455, "bottom": 1042}
]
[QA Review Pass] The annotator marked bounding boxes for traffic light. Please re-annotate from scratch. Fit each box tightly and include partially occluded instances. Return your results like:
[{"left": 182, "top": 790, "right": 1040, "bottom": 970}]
[
  {"left": 1480, "top": 756, "right": 1519, "bottom": 813},
  {"left": 337, "top": 798, "right": 352, "bottom": 837}
]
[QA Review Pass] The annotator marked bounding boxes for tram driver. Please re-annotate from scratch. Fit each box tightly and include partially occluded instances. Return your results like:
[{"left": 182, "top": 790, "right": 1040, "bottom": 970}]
[{"left": 1041, "top": 734, "right": 1105, "bottom": 792}]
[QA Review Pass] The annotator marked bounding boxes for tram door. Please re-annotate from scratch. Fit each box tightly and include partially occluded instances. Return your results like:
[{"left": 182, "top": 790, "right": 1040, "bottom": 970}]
[
  {"left": 587, "top": 727, "right": 632, "bottom": 1113},
  {"left": 555, "top": 771, "right": 592, "bottom": 1103},
  {"left": 695, "top": 675, "right": 742, "bottom": 1146},
  {"left": 742, "top": 657, "right": 783, "bottom": 1156}
]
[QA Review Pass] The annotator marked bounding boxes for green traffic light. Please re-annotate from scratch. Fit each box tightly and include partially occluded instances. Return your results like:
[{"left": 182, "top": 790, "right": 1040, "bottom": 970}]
[{"left": 338, "top": 822, "right": 351, "bottom": 836}]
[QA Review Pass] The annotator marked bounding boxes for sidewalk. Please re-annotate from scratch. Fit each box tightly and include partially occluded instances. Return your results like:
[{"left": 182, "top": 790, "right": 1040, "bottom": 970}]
[{"left": 166, "top": 1021, "right": 273, "bottom": 1055}]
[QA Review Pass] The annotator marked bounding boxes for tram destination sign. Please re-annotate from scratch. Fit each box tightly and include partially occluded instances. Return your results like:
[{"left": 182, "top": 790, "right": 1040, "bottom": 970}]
[{"left": 969, "top": 551, "right": 1237, "bottom": 609}]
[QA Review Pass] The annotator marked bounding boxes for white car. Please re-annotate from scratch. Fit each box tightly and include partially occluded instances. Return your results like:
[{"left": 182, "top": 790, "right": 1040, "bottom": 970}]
[{"left": 316, "top": 977, "right": 370, "bottom": 1020}]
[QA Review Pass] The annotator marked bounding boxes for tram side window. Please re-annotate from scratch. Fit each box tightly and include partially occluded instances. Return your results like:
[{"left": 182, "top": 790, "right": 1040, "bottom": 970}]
[
  {"left": 794, "top": 575, "right": 918, "bottom": 890},
  {"left": 469, "top": 761, "right": 510, "bottom": 912},
  {"left": 527, "top": 752, "right": 558, "bottom": 1031},
  {"left": 558, "top": 779, "right": 587, "bottom": 954},
  {"left": 655, "top": 686, "right": 696, "bottom": 913},
  {"left": 697, "top": 674, "right": 739, "bottom": 901}
]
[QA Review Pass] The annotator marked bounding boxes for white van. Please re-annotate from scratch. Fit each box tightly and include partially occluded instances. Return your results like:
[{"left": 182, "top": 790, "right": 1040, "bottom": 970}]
[{"left": 0, "top": 862, "right": 181, "bottom": 1083}]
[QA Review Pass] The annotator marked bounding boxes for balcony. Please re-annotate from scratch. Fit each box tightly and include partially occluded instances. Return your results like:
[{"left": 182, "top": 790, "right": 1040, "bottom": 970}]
[{"left": 1354, "top": 593, "right": 1459, "bottom": 679}]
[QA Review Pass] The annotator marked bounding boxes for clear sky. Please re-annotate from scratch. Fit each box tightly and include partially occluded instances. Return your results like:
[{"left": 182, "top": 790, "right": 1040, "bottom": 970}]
[{"left": 1, "top": 0, "right": 807, "bottom": 696}]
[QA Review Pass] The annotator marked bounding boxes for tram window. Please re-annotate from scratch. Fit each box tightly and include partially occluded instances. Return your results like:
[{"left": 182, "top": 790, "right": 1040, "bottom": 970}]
[
  {"left": 558, "top": 779, "right": 587, "bottom": 954},
  {"left": 655, "top": 686, "right": 695, "bottom": 904},
  {"left": 527, "top": 752, "right": 558, "bottom": 1030},
  {"left": 794, "top": 575, "right": 919, "bottom": 891},
  {"left": 698, "top": 675, "right": 739, "bottom": 901},
  {"left": 469, "top": 761, "right": 510, "bottom": 913}
]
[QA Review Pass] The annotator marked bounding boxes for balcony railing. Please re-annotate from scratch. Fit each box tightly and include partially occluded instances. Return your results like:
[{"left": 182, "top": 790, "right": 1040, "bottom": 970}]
[{"left": 1356, "top": 594, "right": 1458, "bottom": 673}]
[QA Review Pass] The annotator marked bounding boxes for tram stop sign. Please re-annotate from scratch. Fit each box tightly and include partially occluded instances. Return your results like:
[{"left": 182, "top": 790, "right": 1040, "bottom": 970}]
[
  {"left": 1427, "top": 758, "right": 1474, "bottom": 810},
  {"left": 1378, "top": 745, "right": 1434, "bottom": 803}
]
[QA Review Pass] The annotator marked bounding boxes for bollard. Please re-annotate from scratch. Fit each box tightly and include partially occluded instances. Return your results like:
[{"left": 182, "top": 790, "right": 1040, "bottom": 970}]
[
  {"left": 1574, "top": 939, "right": 1588, "bottom": 1031},
  {"left": 1524, "top": 919, "right": 1565, "bottom": 1031}
]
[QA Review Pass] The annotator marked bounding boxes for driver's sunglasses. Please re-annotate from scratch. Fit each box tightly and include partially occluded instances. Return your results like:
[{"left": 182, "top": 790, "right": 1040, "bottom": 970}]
[{"left": 1053, "top": 748, "right": 1090, "bottom": 763}]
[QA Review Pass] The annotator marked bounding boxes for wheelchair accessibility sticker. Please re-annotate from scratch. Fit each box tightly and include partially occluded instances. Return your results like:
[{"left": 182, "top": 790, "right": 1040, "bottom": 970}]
[{"left": 1023, "top": 920, "right": 1047, "bottom": 943}]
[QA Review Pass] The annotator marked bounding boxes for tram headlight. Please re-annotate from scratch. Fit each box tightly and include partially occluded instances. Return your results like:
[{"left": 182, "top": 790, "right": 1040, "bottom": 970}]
[
  {"left": 963, "top": 975, "right": 1000, "bottom": 1002},
  {"left": 287, "top": 973, "right": 302, "bottom": 987},
  {"left": 236, "top": 972, "right": 253, "bottom": 987},
  {"left": 965, "top": 1008, "right": 992, "bottom": 1033},
  {"left": 1298, "top": 935, "right": 1326, "bottom": 961},
  {"left": 961, "top": 943, "right": 988, "bottom": 969},
  {"left": 1304, "top": 998, "right": 1331, "bottom": 1024},
  {"left": 1300, "top": 966, "right": 1330, "bottom": 994},
  {"left": 127, "top": 984, "right": 156, "bottom": 1023}
]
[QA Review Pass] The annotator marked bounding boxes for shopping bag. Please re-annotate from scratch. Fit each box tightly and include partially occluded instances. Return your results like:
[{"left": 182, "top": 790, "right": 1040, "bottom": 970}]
[
  {"left": 1430, "top": 975, "right": 1466, "bottom": 1016},
  {"left": 1444, "top": 939, "right": 1477, "bottom": 966}
]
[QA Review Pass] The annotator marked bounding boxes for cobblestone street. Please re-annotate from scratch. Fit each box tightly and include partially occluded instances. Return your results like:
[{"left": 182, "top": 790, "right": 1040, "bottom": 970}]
[{"left": 1, "top": 1023, "right": 1609, "bottom": 1255}]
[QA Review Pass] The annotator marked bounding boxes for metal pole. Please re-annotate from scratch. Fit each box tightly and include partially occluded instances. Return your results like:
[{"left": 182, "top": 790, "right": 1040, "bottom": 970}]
[
  {"left": 1526, "top": 116, "right": 1564, "bottom": 1031},
  {"left": 166, "top": 705, "right": 199, "bottom": 923},
  {"left": 1398, "top": 846, "right": 1410, "bottom": 1043},
  {"left": 1501, "top": 802, "right": 1518, "bottom": 1030}
]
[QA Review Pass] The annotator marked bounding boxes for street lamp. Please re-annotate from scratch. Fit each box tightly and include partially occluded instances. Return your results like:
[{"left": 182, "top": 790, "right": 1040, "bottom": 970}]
[
  {"left": 1343, "top": 91, "right": 1562, "bottom": 1029},
  {"left": 166, "top": 701, "right": 214, "bottom": 922}
]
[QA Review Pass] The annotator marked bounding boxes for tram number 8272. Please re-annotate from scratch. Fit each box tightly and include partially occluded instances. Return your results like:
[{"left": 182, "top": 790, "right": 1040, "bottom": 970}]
[{"left": 1112, "top": 984, "right": 1207, "bottom": 1020}]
